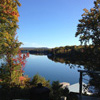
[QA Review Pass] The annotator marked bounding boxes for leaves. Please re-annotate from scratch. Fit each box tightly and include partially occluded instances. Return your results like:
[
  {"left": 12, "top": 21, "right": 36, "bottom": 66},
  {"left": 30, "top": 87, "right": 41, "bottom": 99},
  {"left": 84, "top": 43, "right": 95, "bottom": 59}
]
[
  {"left": 76, "top": 0, "right": 100, "bottom": 47},
  {"left": 0, "top": 0, "right": 28, "bottom": 87},
  {"left": 31, "top": 74, "right": 50, "bottom": 88},
  {"left": 83, "top": 8, "right": 89, "bottom": 13}
]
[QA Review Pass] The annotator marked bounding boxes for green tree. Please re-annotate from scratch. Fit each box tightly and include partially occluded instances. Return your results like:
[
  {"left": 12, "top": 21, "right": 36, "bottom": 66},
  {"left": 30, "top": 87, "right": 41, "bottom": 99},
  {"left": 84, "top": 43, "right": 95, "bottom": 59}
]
[
  {"left": 50, "top": 81, "right": 69, "bottom": 100},
  {"left": 31, "top": 74, "right": 50, "bottom": 88},
  {"left": 75, "top": 0, "right": 100, "bottom": 47},
  {"left": 75, "top": 0, "right": 100, "bottom": 95},
  {"left": 51, "top": 81, "right": 63, "bottom": 100}
]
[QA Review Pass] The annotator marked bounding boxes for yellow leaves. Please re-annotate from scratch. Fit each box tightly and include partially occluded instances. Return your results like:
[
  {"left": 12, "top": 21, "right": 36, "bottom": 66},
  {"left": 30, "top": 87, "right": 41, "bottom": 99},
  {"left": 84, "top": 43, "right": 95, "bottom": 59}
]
[
  {"left": 1, "top": 32, "right": 12, "bottom": 43},
  {"left": 15, "top": 0, "right": 21, "bottom": 7},
  {"left": 7, "top": 0, "right": 10, "bottom": 4},
  {"left": 81, "top": 13, "right": 86, "bottom": 16},
  {"left": 1, "top": 14, "right": 3, "bottom": 16},
  {"left": 98, "top": 8, "right": 100, "bottom": 13},
  {"left": 0, "top": 34, "right": 10, "bottom": 47},
  {"left": 4, "top": 43, "right": 9, "bottom": 47},
  {"left": 13, "top": 15, "right": 18, "bottom": 21},
  {"left": 97, "top": 0, "right": 100, "bottom": 4},
  {"left": 9, "top": 23, "right": 14, "bottom": 27},
  {"left": 90, "top": 8, "right": 96, "bottom": 12},
  {"left": 2, "top": 17, "right": 6, "bottom": 20},
  {"left": 8, "top": 6, "right": 12, "bottom": 11},
  {"left": 79, "top": 19, "right": 85, "bottom": 23},
  {"left": 0, "top": 0, "right": 21, "bottom": 57},
  {"left": 5, "top": 35, "right": 9, "bottom": 40},
  {"left": 7, "top": 39, "right": 11, "bottom": 43},
  {"left": 91, "top": 12, "right": 94, "bottom": 16},
  {"left": 3, "top": 32, "right": 9, "bottom": 37},
  {"left": 5, "top": 36, "right": 11, "bottom": 43},
  {"left": 7, "top": 34, "right": 12, "bottom": 41},
  {"left": 82, "top": 8, "right": 89, "bottom": 16},
  {"left": 83, "top": 8, "right": 89, "bottom": 13}
]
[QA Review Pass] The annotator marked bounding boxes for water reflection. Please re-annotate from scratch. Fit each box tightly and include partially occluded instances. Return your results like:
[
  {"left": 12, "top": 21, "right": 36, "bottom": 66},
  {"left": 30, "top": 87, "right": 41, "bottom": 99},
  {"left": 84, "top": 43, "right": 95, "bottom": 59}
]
[
  {"left": 47, "top": 55, "right": 100, "bottom": 95},
  {"left": 0, "top": 53, "right": 100, "bottom": 96},
  {"left": 24, "top": 54, "right": 86, "bottom": 85}
]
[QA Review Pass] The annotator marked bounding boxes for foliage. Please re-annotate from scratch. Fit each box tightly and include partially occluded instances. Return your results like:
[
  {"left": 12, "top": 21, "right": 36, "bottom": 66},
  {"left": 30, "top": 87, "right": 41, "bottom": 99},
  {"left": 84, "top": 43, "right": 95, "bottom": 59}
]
[
  {"left": 50, "top": 81, "right": 64, "bottom": 100},
  {"left": 0, "top": 0, "right": 30, "bottom": 88},
  {"left": 0, "top": 75, "right": 78, "bottom": 100},
  {"left": 75, "top": 0, "right": 100, "bottom": 47},
  {"left": 21, "top": 47, "right": 49, "bottom": 55},
  {"left": 0, "top": 86, "right": 30, "bottom": 100},
  {"left": 67, "top": 92, "right": 78, "bottom": 100},
  {"left": 11, "top": 52, "right": 30, "bottom": 87},
  {"left": 31, "top": 74, "right": 50, "bottom": 88},
  {"left": 75, "top": 0, "right": 100, "bottom": 95},
  {"left": 48, "top": 45, "right": 93, "bottom": 60},
  {"left": 0, "top": 0, "right": 21, "bottom": 55},
  {"left": 50, "top": 81, "right": 78, "bottom": 100}
]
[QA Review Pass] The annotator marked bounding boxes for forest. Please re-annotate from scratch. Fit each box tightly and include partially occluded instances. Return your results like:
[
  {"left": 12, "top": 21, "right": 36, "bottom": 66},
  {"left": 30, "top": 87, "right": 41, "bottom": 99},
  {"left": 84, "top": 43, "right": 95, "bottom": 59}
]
[{"left": 0, "top": 0, "right": 100, "bottom": 100}]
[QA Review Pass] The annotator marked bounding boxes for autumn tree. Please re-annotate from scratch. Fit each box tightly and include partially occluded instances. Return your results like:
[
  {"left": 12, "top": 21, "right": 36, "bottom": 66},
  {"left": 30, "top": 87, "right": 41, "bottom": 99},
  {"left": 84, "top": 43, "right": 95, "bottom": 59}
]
[
  {"left": 0, "top": 0, "right": 21, "bottom": 60},
  {"left": 75, "top": 0, "right": 100, "bottom": 65},
  {"left": 75, "top": 0, "right": 100, "bottom": 47},
  {"left": 0, "top": 0, "right": 21, "bottom": 54},
  {"left": 75, "top": 0, "right": 100, "bottom": 95},
  {"left": 75, "top": 0, "right": 100, "bottom": 67},
  {"left": 0, "top": 0, "right": 29, "bottom": 87}
]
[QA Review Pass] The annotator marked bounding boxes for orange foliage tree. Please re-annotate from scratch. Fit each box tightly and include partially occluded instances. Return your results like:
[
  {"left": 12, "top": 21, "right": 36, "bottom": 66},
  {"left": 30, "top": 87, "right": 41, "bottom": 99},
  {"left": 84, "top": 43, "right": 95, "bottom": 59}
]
[{"left": 0, "top": 0, "right": 29, "bottom": 87}]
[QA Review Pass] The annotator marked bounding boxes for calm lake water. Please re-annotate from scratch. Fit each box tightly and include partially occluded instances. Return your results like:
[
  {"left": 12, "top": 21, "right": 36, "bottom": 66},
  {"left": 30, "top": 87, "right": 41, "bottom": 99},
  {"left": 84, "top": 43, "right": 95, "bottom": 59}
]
[{"left": 24, "top": 54, "right": 88, "bottom": 85}]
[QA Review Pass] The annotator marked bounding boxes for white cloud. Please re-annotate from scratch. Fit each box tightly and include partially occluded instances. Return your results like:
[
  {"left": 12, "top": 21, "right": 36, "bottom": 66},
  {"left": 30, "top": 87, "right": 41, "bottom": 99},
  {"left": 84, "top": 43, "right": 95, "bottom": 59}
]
[{"left": 20, "top": 42, "right": 46, "bottom": 47}]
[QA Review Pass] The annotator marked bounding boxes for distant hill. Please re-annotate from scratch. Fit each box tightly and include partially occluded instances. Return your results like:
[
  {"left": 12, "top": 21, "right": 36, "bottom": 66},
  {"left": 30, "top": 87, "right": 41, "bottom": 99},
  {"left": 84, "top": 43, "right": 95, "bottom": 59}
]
[
  {"left": 20, "top": 47, "right": 50, "bottom": 54},
  {"left": 20, "top": 47, "right": 49, "bottom": 50}
]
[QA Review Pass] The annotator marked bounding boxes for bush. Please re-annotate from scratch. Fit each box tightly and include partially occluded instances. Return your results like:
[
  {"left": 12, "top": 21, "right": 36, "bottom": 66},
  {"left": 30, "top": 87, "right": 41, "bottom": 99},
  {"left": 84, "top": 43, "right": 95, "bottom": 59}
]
[
  {"left": 31, "top": 74, "right": 50, "bottom": 88},
  {"left": 50, "top": 81, "right": 69, "bottom": 100}
]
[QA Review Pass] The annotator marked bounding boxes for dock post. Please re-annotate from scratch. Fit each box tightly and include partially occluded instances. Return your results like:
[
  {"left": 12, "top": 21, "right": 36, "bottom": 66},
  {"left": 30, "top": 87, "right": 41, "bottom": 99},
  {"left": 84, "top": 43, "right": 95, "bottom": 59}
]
[{"left": 79, "top": 71, "right": 83, "bottom": 100}]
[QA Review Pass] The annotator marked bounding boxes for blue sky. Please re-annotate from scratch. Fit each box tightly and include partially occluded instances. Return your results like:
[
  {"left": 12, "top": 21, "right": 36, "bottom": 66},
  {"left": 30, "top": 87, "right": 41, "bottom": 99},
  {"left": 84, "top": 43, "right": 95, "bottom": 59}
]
[{"left": 17, "top": 0, "right": 95, "bottom": 48}]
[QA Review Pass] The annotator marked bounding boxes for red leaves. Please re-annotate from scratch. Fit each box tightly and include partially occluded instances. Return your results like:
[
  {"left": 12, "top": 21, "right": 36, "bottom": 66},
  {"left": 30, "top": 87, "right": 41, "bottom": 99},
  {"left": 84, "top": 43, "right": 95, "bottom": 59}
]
[
  {"left": 11, "top": 11, "right": 19, "bottom": 17},
  {"left": 7, "top": 0, "right": 10, "bottom": 4},
  {"left": 0, "top": 4, "right": 6, "bottom": 8},
  {"left": 19, "top": 76, "right": 26, "bottom": 81},
  {"left": 12, "top": 58, "right": 17, "bottom": 62},
  {"left": 0, "top": 79, "right": 2, "bottom": 82},
  {"left": 2, "top": 5, "right": 19, "bottom": 17},
  {"left": 12, "top": 50, "right": 29, "bottom": 73},
  {"left": 23, "top": 54, "right": 26, "bottom": 60},
  {"left": 26, "top": 52, "right": 29, "bottom": 57}
]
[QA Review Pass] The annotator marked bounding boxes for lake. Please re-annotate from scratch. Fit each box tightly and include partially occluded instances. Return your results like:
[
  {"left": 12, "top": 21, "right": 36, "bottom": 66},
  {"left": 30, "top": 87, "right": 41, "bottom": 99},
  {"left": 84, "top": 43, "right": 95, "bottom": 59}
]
[{"left": 24, "top": 54, "right": 88, "bottom": 85}]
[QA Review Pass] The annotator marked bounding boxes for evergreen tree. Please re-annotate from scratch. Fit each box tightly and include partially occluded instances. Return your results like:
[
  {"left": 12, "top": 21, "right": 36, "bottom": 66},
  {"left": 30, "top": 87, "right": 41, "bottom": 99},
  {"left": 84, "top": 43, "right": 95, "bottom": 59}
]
[{"left": 31, "top": 74, "right": 50, "bottom": 88}]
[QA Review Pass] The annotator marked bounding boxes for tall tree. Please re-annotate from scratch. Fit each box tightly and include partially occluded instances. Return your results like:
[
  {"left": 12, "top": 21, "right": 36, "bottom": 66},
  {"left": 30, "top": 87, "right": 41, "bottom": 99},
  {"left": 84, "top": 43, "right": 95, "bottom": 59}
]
[
  {"left": 75, "top": 0, "right": 100, "bottom": 47},
  {"left": 0, "top": 0, "right": 21, "bottom": 55},
  {"left": 0, "top": 0, "right": 29, "bottom": 87},
  {"left": 75, "top": 0, "right": 100, "bottom": 95}
]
